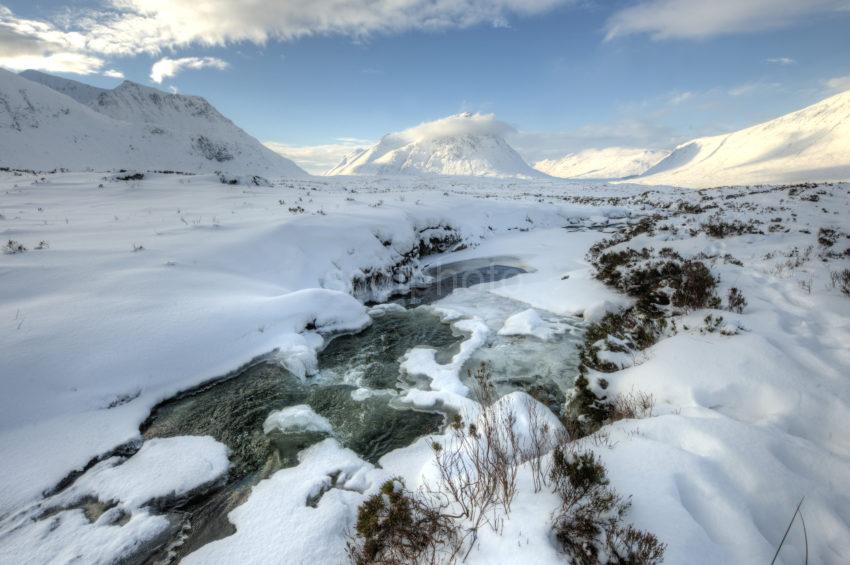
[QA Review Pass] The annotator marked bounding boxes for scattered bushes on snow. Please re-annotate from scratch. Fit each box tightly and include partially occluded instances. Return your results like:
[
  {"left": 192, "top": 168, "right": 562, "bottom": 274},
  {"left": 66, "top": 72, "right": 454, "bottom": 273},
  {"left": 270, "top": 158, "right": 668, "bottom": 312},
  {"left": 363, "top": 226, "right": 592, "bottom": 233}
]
[
  {"left": 429, "top": 366, "right": 520, "bottom": 546},
  {"left": 550, "top": 448, "right": 665, "bottom": 565},
  {"left": 114, "top": 172, "right": 144, "bottom": 181},
  {"left": 699, "top": 214, "right": 761, "bottom": 238},
  {"left": 594, "top": 248, "right": 720, "bottom": 313},
  {"left": 346, "top": 366, "right": 665, "bottom": 564},
  {"left": 3, "top": 240, "right": 27, "bottom": 254},
  {"left": 347, "top": 478, "right": 460, "bottom": 565}
]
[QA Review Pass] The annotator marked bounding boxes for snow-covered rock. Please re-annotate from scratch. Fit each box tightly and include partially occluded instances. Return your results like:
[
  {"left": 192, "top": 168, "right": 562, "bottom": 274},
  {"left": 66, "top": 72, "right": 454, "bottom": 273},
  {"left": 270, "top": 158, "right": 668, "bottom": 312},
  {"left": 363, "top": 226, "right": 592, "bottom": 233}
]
[
  {"left": 326, "top": 112, "right": 546, "bottom": 178},
  {"left": 263, "top": 405, "right": 334, "bottom": 434},
  {"left": 534, "top": 147, "right": 669, "bottom": 179},
  {"left": 631, "top": 88, "right": 850, "bottom": 188},
  {"left": 2, "top": 69, "right": 307, "bottom": 177},
  {"left": 498, "top": 308, "right": 566, "bottom": 340}
]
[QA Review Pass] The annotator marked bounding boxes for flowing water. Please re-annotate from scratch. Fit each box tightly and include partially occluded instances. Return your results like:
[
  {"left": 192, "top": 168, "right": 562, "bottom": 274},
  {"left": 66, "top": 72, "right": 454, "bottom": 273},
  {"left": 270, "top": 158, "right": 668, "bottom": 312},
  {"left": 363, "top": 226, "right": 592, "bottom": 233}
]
[{"left": 60, "top": 257, "right": 583, "bottom": 563}]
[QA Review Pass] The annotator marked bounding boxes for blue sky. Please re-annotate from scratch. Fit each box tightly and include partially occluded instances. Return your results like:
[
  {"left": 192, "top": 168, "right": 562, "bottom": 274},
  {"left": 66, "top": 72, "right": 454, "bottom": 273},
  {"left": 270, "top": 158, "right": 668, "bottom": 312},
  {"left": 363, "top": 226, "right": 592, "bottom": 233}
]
[{"left": 2, "top": 1, "right": 850, "bottom": 172}]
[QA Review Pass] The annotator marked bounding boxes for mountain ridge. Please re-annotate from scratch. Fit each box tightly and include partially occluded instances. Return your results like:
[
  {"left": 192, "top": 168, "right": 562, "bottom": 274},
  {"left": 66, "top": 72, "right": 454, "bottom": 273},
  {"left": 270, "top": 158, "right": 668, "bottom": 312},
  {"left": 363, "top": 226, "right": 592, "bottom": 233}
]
[
  {"left": 629, "top": 89, "right": 850, "bottom": 188},
  {"left": 3, "top": 70, "right": 307, "bottom": 177}
]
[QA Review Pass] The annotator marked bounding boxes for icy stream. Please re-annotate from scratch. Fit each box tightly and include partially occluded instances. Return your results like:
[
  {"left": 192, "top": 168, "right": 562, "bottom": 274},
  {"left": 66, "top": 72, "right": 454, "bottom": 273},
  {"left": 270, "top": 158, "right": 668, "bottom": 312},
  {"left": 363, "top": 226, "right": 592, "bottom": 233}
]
[{"left": 34, "top": 258, "right": 585, "bottom": 564}]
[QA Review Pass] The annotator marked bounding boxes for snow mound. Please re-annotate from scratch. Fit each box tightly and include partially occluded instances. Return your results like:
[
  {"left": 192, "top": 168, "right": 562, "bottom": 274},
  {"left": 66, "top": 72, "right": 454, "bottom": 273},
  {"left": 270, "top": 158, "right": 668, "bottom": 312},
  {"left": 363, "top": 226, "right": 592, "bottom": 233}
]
[
  {"left": 326, "top": 112, "right": 546, "bottom": 178},
  {"left": 67, "top": 436, "right": 231, "bottom": 509},
  {"left": 2, "top": 69, "right": 307, "bottom": 177},
  {"left": 183, "top": 439, "right": 374, "bottom": 564},
  {"left": 535, "top": 147, "right": 669, "bottom": 179},
  {"left": 498, "top": 308, "right": 566, "bottom": 340},
  {"left": 630, "top": 88, "right": 850, "bottom": 188},
  {"left": 263, "top": 405, "right": 333, "bottom": 434},
  {"left": 0, "top": 436, "right": 230, "bottom": 565}
]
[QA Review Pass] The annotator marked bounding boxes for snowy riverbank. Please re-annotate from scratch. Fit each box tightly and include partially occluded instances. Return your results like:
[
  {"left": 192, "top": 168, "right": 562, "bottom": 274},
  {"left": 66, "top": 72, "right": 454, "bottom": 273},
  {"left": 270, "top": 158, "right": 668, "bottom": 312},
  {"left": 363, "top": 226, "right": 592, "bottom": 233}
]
[{"left": 1, "top": 172, "right": 849, "bottom": 563}]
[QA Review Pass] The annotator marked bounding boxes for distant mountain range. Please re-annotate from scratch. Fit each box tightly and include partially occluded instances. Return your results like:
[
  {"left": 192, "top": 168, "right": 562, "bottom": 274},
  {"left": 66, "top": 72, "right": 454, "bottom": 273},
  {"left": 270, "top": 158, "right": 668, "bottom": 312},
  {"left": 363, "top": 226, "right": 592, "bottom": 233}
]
[
  {"left": 0, "top": 69, "right": 306, "bottom": 177},
  {"left": 629, "top": 88, "right": 850, "bottom": 188},
  {"left": 3, "top": 70, "right": 849, "bottom": 186},
  {"left": 534, "top": 148, "right": 670, "bottom": 180}
]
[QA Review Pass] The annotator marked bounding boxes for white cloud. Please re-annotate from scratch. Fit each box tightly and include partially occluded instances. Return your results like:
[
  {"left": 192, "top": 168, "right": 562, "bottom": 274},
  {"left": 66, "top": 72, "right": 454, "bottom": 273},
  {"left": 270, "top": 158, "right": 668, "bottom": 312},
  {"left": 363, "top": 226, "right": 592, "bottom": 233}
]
[
  {"left": 103, "top": 68, "right": 124, "bottom": 78},
  {"left": 668, "top": 91, "right": 693, "bottom": 105},
  {"left": 824, "top": 75, "right": 850, "bottom": 92},
  {"left": 767, "top": 57, "right": 796, "bottom": 65},
  {"left": 0, "top": 6, "right": 104, "bottom": 73},
  {"left": 149, "top": 56, "right": 229, "bottom": 83},
  {"left": 511, "top": 119, "right": 681, "bottom": 163},
  {"left": 392, "top": 112, "right": 515, "bottom": 144},
  {"left": 88, "top": 0, "right": 570, "bottom": 53},
  {"left": 2, "top": 2, "right": 571, "bottom": 78},
  {"left": 605, "top": 0, "right": 850, "bottom": 41},
  {"left": 265, "top": 139, "right": 375, "bottom": 174},
  {"left": 727, "top": 81, "right": 780, "bottom": 97}
]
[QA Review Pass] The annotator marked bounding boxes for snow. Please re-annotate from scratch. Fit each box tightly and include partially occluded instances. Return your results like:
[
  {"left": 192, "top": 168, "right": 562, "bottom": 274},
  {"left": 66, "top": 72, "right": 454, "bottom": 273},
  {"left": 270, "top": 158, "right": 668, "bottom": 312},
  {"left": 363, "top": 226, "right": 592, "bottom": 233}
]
[
  {"left": 1, "top": 69, "right": 307, "bottom": 177},
  {"left": 62, "top": 436, "right": 230, "bottom": 509},
  {"left": 326, "top": 112, "right": 546, "bottom": 178},
  {"left": 631, "top": 88, "right": 850, "bottom": 188},
  {"left": 0, "top": 165, "right": 849, "bottom": 564},
  {"left": 0, "top": 171, "right": 612, "bottom": 516},
  {"left": 400, "top": 314, "right": 489, "bottom": 397},
  {"left": 498, "top": 308, "right": 567, "bottom": 340},
  {"left": 0, "top": 436, "right": 230, "bottom": 565},
  {"left": 263, "top": 405, "right": 334, "bottom": 434},
  {"left": 182, "top": 439, "right": 374, "bottom": 565},
  {"left": 535, "top": 147, "right": 670, "bottom": 180}
]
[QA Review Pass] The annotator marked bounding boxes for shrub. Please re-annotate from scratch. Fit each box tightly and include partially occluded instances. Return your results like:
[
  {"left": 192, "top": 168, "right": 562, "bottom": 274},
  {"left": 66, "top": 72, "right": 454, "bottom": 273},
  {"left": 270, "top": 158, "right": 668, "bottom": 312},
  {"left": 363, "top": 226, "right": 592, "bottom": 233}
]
[
  {"left": 347, "top": 478, "right": 459, "bottom": 565},
  {"left": 3, "top": 240, "right": 27, "bottom": 254},
  {"left": 550, "top": 448, "right": 665, "bottom": 565},
  {"left": 727, "top": 287, "right": 747, "bottom": 313},
  {"left": 817, "top": 227, "right": 838, "bottom": 247},
  {"left": 831, "top": 269, "right": 850, "bottom": 296},
  {"left": 701, "top": 215, "right": 760, "bottom": 238},
  {"left": 3, "top": 239, "right": 27, "bottom": 255},
  {"left": 429, "top": 365, "right": 520, "bottom": 543},
  {"left": 115, "top": 172, "right": 144, "bottom": 181},
  {"left": 670, "top": 260, "right": 720, "bottom": 310},
  {"left": 610, "top": 390, "right": 655, "bottom": 422}
]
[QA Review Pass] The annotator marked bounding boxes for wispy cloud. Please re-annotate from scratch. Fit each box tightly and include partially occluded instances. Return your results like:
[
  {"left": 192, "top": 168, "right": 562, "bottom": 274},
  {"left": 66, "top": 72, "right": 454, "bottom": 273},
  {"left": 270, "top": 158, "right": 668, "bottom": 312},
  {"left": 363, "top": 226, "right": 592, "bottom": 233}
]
[
  {"left": 605, "top": 0, "right": 849, "bottom": 41},
  {"left": 727, "top": 81, "right": 780, "bottom": 97},
  {"left": 824, "top": 75, "right": 850, "bottom": 92},
  {"left": 102, "top": 68, "right": 124, "bottom": 78},
  {"left": 767, "top": 57, "right": 796, "bottom": 65},
  {"left": 668, "top": 91, "right": 693, "bottom": 105},
  {"left": 265, "top": 138, "right": 375, "bottom": 174},
  {"left": 150, "top": 56, "right": 229, "bottom": 84}
]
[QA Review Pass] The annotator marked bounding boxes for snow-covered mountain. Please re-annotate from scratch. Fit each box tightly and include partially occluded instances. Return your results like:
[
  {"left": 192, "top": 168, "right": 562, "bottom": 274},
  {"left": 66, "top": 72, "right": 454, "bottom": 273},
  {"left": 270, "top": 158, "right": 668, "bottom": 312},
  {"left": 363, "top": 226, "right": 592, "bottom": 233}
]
[
  {"left": 326, "top": 112, "right": 546, "bottom": 178},
  {"left": 631, "top": 89, "right": 850, "bottom": 188},
  {"left": 534, "top": 147, "right": 669, "bottom": 180},
  {"left": 1, "top": 70, "right": 307, "bottom": 177}
]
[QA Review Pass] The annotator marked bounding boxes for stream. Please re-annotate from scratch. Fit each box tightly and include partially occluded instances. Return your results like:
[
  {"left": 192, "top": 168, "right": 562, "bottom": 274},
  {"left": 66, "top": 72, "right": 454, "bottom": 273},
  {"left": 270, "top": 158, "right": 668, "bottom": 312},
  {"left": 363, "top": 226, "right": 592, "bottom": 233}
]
[{"left": 72, "top": 257, "right": 583, "bottom": 563}]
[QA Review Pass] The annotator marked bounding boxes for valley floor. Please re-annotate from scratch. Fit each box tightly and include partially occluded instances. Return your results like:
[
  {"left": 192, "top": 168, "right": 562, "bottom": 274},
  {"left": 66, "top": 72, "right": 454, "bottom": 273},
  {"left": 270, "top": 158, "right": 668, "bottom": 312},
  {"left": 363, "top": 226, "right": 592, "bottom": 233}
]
[{"left": 0, "top": 172, "right": 849, "bottom": 563}]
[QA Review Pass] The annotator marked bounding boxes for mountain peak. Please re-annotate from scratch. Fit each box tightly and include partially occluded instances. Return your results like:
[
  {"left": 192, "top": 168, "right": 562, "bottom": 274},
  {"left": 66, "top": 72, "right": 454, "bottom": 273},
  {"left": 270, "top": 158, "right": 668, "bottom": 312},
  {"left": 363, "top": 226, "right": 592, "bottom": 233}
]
[{"left": 326, "top": 113, "right": 544, "bottom": 178}]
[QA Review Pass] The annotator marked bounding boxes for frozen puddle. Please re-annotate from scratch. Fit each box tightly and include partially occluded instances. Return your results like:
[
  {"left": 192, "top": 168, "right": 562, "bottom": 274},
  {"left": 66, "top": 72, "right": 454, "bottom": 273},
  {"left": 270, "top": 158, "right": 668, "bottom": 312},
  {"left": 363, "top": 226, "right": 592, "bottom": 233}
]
[{"left": 1, "top": 258, "right": 584, "bottom": 564}]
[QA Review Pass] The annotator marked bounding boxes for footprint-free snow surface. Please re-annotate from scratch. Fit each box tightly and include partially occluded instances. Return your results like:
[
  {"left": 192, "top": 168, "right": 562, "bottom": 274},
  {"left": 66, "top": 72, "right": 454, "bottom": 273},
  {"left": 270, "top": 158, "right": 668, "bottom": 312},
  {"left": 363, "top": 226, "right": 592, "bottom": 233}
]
[{"left": 1, "top": 172, "right": 849, "bottom": 564}]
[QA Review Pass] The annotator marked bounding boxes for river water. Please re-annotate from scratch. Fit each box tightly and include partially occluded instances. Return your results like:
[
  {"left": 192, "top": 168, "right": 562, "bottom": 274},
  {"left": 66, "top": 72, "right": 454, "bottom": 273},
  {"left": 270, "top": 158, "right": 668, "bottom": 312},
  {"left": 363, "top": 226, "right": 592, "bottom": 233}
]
[{"left": 117, "top": 258, "right": 583, "bottom": 563}]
